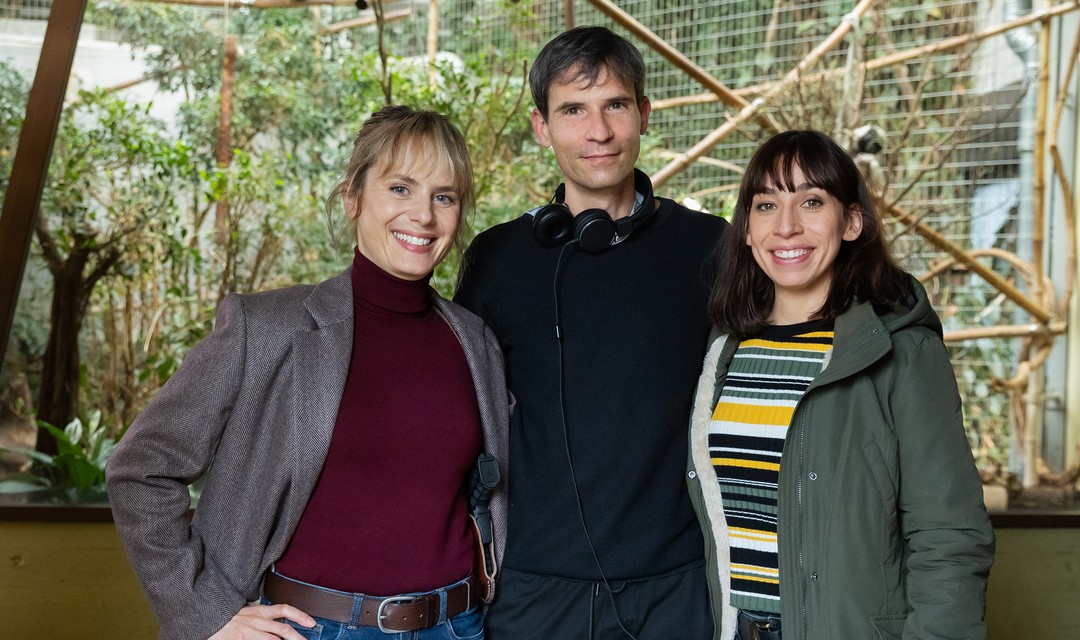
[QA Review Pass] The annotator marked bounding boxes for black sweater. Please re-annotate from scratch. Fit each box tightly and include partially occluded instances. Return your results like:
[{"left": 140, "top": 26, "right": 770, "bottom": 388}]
[{"left": 455, "top": 197, "right": 727, "bottom": 580}]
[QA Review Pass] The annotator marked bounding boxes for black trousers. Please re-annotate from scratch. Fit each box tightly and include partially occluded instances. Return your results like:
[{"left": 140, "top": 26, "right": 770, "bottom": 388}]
[{"left": 485, "top": 562, "right": 714, "bottom": 640}]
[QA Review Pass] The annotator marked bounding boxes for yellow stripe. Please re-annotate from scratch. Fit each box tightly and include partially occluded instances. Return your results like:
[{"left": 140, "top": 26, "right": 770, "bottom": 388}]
[
  {"left": 731, "top": 564, "right": 779, "bottom": 576},
  {"left": 740, "top": 338, "right": 832, "bottom": 351},
  {"left": 731, "top": 573, "right": 780, "bottom": 585},
  {"left": 728, "top": 529, "right": 777, "bottom": 544},
  {"left": 711, "top": 403, "right": 793, "bottom": 424},
  {"left": 729, "top": 535, "right": 776, "bottom": 547},
  {"left": 713, "top": 457, "right": 780, "bottom": 472}
]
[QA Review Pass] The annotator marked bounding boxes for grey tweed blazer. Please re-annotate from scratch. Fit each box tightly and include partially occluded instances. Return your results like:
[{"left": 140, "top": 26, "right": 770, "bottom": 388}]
[{"left": 106, "top": 270, "right": 511, "bottom": 640}]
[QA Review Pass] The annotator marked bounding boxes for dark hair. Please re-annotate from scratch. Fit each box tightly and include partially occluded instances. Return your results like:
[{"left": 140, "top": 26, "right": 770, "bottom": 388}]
[
  {"left": 709, "top": 130, "right": 913, "bottom": 338},
  {"left": 529, "top": 26, "right": 646, "bottom": 119},
  {"left": 326, "top": 105, "right": 474, "bottom": 251}
]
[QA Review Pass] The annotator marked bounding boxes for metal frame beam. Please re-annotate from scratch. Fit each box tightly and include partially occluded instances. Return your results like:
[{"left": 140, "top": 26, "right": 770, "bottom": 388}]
[{"left": 0, "top": 1, "right": 88, "bottom": 368}]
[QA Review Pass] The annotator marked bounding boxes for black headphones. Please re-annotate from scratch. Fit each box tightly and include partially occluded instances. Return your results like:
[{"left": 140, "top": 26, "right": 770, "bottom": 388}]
[{"left": 532, "top": 168, "right": 656, "bottom": 253}]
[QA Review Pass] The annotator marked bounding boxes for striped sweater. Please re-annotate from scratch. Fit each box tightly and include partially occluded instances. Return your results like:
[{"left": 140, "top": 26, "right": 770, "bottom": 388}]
[{"left": 708, "top": 320, "right": 833, "bottom": 613}]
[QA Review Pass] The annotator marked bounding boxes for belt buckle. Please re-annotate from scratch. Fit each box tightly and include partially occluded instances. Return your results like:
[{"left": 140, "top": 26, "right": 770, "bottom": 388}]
[
  {"left": 377, "top": 595, "right": 421, "bottom": 633},
  {"left": 749, "top": 619, "right": 779, "bottom": 640}
]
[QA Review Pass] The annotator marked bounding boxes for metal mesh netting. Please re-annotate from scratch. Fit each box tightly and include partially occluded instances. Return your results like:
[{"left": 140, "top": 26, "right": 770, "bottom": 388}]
[
  {"left": 0, "top": 0, "right": 50, "bottom": 21},
  {"left": 420, "top": 0, "right": 1039, "bottom": 464}
]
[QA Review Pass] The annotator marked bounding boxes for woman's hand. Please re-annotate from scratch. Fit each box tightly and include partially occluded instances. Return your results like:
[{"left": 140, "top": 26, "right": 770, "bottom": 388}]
[{"left": 208, "top": 604, "right": 317, "bottom": 640}]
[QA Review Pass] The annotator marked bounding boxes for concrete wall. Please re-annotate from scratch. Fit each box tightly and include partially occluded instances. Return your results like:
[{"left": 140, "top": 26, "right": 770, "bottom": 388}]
[
  {"left": 986, "top": 527, "right": 1080, "bottom": 637},
  {"left": 0, "top": 519, "right": 156, "bottom": 639}
]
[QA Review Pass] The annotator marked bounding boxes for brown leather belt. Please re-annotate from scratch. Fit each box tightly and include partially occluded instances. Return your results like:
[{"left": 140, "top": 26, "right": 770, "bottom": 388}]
[{"left": 262, "top": 570, "right": 478, "bottom": 633}]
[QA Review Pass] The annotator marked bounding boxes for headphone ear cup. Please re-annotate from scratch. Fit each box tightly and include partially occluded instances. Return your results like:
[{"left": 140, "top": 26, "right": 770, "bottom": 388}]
[
  {"left": 533, "top": 204, "right": 574, "bottom": 247},
  {"left": 574, "top": 208, "right": 616, "bottom": 253}
]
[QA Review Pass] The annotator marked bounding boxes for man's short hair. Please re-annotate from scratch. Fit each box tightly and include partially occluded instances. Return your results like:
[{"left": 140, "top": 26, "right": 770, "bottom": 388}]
[{"left": 529, "top": 26, "right": 646, "bottom": 119}]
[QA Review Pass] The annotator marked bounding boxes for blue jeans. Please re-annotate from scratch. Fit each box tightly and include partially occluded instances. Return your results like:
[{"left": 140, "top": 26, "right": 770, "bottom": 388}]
[{"left": 261, "top": 574, "right": 484, "bottom": 640}]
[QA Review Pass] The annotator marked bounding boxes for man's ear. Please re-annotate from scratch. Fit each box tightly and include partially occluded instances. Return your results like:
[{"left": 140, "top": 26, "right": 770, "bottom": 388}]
[
  {"left": 531, "top": 108, "right": 551, "bottom": 148},
  {"left": 638, "top": 96, "right": 652, "bottom": 135}
]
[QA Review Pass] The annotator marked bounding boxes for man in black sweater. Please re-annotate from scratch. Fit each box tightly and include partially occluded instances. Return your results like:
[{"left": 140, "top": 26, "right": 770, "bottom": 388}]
[{"left": 456, "top": 26, "right": 727, "bottom": 639}]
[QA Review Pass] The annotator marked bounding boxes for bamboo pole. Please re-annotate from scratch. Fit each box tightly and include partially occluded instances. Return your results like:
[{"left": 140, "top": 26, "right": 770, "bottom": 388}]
[
  {"left": 650, "top": 0, "right": 878, "bottom": 188},
  {"left": 689, "top": 183, "right": 741, "bottom": 199},
  {"left": 585, "top": 0, "right": 779, "bottom": 134},
  {"left": 427, "top": 0, "right": 438, "bottom": 88},
  {"left": 99, "top": 63, "right": 191, "bottom": 95},
  {"left": 1050, "top": 13, "right": 1080, "bottom": 143},
  {"left": 1018, "top": 0, "right": 1056, "bottom": 489},
  {"left": 920, "top": 247, "right": 1036, "bottom": 284},
  {"left": 322, "top": 9, "right": 410, "bottom": 34},
  {"left": 1033, "top": 4, "right": 1052, "bottom": 313},
  {"left": 1048, "top": 20, "right": 1080, "bottom": 318},
  {"left": 1049, "top": 146, "right": 1077, "bottom": 317},
  {"left": 1025, "top": 363, "right": 1046, "bottom": 486},
  {"left": 885, "top": 201, "right": 1053, "bottom": 324},
  {"left": 653, "top": 149, "right": 744, "bottom": 174},
  {"left": 652, "top": 1, "right": 1080, "bottom": 112},
  {"left": 944, "top": 321, "right": 1067, "bottom": 342},
  {"left": 653, "top": 87, "right": 755, "bottom": 111}
]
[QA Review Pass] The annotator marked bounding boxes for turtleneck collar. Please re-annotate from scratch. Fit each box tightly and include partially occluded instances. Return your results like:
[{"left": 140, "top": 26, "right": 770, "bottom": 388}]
[{"left": 351, "top": 247, "right": 433, "bottom": 317}]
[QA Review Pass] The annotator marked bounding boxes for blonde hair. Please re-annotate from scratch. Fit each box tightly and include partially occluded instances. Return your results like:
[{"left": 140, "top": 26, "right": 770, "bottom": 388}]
[{"left": 326, "top": 105, "right": 474, "bottom": 251}]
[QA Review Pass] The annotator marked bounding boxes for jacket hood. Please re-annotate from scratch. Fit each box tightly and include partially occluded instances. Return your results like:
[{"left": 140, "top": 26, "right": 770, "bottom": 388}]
[{"left": 877, "top": 276, "right": 943, "bottom": 339}]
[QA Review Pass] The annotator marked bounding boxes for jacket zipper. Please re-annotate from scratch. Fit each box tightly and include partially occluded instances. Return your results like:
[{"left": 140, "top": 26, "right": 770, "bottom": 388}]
[{"left": 795, "top": 399, "right": 809, "bottom": 640}]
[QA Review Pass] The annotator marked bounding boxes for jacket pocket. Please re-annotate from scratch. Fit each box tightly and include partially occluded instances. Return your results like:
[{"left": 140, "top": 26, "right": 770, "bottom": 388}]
[
  {"left": 870, "top": 612, "right": 908, "bottom": 640},
  {"left": 861, "top": 441, "right": 897, "bottom": 511}
]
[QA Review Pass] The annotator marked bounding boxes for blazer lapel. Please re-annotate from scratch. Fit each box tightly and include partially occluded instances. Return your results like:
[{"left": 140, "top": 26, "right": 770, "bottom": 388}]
[
  {"left": 288, "top": 270, "right": 354, "bottom": 501},
  {"left": 433, "top": 297, "right": 504, "bottom": 459}
]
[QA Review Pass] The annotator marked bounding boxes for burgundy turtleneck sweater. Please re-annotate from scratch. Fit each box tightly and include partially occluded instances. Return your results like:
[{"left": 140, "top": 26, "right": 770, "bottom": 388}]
[{"left": 275, "top": 250, "right": 482, "bottom": 594}]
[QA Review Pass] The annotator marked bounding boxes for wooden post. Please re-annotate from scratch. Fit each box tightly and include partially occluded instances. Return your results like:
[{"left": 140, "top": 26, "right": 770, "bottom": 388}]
[
  {"left": 564, "top": 0, "right": 575, "bottom": 30},
  {"left": 0, "top": 0, "right": 88, "bottom": 371},
  {"left": 428, "top": 0, "right": 439, "bottom": 88},
  {"left": 214, "top": 35, "right": 238, "bottom": 249}
]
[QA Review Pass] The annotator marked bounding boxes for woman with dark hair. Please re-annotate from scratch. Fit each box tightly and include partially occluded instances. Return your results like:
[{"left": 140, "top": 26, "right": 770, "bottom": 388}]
[
  {"left": 686, "top": 130, "right": 994, "bottom": 640},
  {"left": 107, "top": 105, "right": 510, "bottom": 640}
]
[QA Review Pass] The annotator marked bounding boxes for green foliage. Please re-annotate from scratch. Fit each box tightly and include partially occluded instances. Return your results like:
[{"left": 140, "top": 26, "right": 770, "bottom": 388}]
[
  {"left": 18, "top": 0, "right": 545, "bottom": 432},
  {"left": 45, "top": 90, "right": 181, "bottom": 255},
  {"left": 0, "top": 59, "right": 29, "bottom": 205},
  {"left": 0, "top": 412, "right": 115, "bottom": 503}
]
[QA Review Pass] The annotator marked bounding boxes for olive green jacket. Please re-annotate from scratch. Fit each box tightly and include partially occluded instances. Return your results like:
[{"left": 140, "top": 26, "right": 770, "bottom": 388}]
[{"left": 687, "top": 281, "right": 994, "bottom": 640}]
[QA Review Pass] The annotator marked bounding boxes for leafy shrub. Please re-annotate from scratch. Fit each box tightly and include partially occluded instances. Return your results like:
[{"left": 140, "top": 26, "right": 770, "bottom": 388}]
[{"left": 0, "top": 412, "right": 116, "bottom": 503}]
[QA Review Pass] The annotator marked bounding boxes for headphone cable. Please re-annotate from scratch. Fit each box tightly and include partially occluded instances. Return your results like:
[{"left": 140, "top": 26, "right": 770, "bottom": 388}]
[{"left": 552, "top": 240, "right": 640, "bottom": 640}]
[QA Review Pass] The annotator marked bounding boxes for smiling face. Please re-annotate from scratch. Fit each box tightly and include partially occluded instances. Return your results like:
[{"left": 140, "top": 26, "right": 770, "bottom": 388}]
[
  {"left": 351, "top": 141, "right": 461, "bottom": 281},
  {"left": 746, "top": 163, "right": 863, "bottom": 324},
  {"left": 530, "top": 65, "right": 651, "bottom": 214}
]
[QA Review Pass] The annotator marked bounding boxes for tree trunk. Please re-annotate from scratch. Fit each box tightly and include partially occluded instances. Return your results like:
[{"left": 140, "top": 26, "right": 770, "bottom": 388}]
[{"left": 35, "top": 249, "right": 91, "bottom": 455}]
